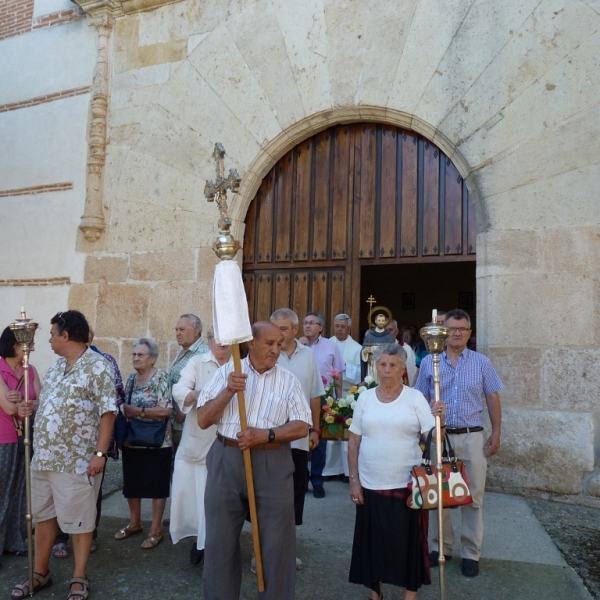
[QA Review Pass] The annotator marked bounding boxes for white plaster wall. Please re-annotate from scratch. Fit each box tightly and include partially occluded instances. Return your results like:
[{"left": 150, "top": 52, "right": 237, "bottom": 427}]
[
  {"left": 33, "top": 0, "right": 73, "bottom": 18},
  {"left": 0, "top": 21, "right": 96, "bottom": 105},
  {"left": 0, "top": 19, "right": 97, "bottom": 376}
]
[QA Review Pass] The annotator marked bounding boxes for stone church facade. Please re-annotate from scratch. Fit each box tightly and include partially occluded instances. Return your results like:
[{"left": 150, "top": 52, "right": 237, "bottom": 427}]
[{"left": 1, "top": 0, "right": 600, "bottom": 496}]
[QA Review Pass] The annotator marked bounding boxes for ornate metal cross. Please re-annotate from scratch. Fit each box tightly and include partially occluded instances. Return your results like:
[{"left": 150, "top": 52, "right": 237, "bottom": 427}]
[
  {"left": 204, "top": 143, "right": 241, "bottom": 230},
  {"left": 366, "top": 295, "right": 377, "bottom": 310}
]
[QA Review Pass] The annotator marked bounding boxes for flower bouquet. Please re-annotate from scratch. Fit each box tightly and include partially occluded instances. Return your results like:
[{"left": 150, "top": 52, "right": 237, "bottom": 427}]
[{"left": 320, "top": 371, "right": 377, "bottom": 440}]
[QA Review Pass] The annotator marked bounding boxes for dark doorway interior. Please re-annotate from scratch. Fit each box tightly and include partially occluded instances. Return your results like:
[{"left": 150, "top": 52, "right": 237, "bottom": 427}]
[{"left": 359, "top": 262, "right": 476, "bottom": 342}]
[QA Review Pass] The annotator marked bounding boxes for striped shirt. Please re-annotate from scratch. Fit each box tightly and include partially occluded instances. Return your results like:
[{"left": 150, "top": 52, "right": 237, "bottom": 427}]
[
  {"left": 414, "top": 348, "right": 504, "bottom": 428},
  {"left": 197, "top": 358, "right": 312, "bottom": 439}
]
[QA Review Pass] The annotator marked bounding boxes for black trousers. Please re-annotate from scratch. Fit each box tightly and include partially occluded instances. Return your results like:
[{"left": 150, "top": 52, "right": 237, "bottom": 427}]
[{"left": 292, "top": 449, "right": 308, "bottom": 526}]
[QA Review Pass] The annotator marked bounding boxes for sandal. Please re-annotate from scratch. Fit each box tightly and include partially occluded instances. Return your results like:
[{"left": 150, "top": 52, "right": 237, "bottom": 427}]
[
  {"left": 141, "top": 532, "right": 163, "bottom": 549},
  {"left": 66, "top": 576, "right": 90, "bottom": 600},
  {"left": 11, "top": 570, "right": 53, "bottom": 599},
  {"left": 52, "top": 542, "right": 69, "bottom": 559},
  {"left": 90, "top": 540, "right": 97, "bottom": 554},
  {"left": 114, "top": 524, "right": 143, "bottom": 540}
]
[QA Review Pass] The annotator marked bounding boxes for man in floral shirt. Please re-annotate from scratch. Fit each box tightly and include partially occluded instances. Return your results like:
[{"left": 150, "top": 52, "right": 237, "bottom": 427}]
[{"left": 11, "top": 310, "right": 116, "bottom": 600}]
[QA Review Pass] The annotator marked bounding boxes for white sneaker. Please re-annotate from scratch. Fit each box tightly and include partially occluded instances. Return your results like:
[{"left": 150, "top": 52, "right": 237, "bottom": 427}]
[{"left": 296, "top": 557, "right": 304, "bottom": 570}]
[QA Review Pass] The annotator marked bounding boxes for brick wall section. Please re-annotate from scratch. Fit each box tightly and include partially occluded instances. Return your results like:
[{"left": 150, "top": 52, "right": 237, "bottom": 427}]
[
  {"left": 32, "top": 8, "right": 84, "bottom": 30},
  {"left": 0, "top": 86, "right": 91, "bottom": 113},
  {"left": 0, "top": 0, "right": 83, "bottom": 41},
  {"left": 0, "top": 277, "right": 70, "bottom": 286},
  {"left": 0, "top": 182, "right": 73, "bottom": 197}
]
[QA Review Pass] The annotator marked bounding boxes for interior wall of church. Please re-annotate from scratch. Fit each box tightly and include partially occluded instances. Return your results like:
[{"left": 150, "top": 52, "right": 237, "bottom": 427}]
[
  {"left": 0, "top": 1, "right": 95, "bottom": 373},
  {"left": 2, "top": 0, "right": 600, "bottom": 496}
]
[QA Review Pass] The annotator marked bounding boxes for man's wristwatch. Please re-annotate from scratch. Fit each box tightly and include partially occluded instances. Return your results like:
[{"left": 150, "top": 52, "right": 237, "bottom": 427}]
[
  {"left": 268, "top": 428, "right": 276, "bottom": 443},
  {"left": 94, "top": 450, "right": 107, "bottom": 459},
  {"left": 140, "top": 409, "right": 146, "bottom": 418}
]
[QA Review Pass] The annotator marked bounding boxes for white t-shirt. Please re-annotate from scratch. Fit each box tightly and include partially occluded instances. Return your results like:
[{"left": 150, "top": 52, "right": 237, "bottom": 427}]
[{"left": 349, "top": 386, "right": 435, "bottom": 489}]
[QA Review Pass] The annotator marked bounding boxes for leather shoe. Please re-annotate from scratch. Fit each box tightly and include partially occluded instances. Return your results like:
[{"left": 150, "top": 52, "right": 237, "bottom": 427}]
[
  {"left": 190, "top": 542, "right": 204, "bottom": 565},
  {"left": 429, "top": 550, "right": 452, "bottom": 566},
  {"left": 313, "top": 485, "right": 325, "bottom": 498},
  {"left": 461, "top": 558, "right": 479, "bottom": 577}
]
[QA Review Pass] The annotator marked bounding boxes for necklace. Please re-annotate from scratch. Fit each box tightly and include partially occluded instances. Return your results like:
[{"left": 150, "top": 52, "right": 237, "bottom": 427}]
[
  {"left": 376, "top": 385, "right": 403, "bottom": 401},
  {"left": 64, "top": 348, "right": 87, "bottom": 374}
]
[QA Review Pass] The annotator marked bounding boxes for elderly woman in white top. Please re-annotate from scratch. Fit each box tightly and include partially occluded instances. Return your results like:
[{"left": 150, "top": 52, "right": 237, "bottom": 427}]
[
  {"left": 170, "top": 328, "right": 231, "bottom": 564},
  {"left": 348, "top": 343, "right": 446, "bottom": 600}
]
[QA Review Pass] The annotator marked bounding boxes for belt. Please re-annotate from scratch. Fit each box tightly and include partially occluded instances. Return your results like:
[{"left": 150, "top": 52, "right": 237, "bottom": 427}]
[
  {"left": 216, "top": 432, "right": 281, "bottom": 450},
  {"left": 446, "top": 426, "right": 484, "bottom": 435}
]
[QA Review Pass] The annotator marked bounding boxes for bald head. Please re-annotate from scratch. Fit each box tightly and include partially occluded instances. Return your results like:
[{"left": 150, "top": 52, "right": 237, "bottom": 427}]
[{"left": 249, "top": 321, "right": 284, "bottom": 373}]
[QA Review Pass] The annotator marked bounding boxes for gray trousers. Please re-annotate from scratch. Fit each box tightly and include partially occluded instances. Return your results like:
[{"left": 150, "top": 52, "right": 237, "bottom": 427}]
[
  {"left": 431, "top": 431, "right": 487, "bottom": 560},
  {"left": 203, "top": 439, "right": 296, "bottom": 600}
]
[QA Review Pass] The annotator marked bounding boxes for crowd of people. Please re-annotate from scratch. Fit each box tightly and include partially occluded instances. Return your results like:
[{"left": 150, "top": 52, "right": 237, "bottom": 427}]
[{"left": 0, "top": 306, "right": 502, "bottom": 600}]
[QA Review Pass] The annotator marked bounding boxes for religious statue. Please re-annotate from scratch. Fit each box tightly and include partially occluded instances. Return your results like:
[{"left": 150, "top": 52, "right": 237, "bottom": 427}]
[{"left": 361, "top": 309, "right": 396, "bottom": 382}]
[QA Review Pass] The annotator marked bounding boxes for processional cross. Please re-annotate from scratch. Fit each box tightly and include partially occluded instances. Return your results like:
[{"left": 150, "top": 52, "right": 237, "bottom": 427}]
[
  {"left": 204, "top": 143, "right": 242, "bottom": 231},
  {"left": 366, "top": 295, "right": 376, "bottom": 311}
]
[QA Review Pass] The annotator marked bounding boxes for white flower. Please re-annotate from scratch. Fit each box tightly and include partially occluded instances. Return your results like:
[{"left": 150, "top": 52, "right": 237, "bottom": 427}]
[
  {"left": 337, "top": 398, "right": 348, "bottom": 408},
  {"left": 364, "top": 375, "right": 375, "bottom": 385},
  {"left": 357, "top": 386, "right": 367, "bottom": 394}
]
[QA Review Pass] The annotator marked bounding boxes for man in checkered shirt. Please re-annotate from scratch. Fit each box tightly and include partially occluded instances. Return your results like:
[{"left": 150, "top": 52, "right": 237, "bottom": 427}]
[{"left": 415, "top": 308, "right": 503, "bottom": 579}]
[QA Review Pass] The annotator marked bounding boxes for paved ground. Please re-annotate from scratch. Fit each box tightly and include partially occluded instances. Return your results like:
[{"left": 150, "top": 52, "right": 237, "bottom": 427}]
[{"left": 0, "top": 459, "right": 595, "bottom": 599}]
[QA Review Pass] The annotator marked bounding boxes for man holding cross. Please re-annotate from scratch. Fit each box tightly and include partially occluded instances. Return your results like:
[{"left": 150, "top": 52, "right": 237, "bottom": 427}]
[{"left": 197, "top": 321, "right": 311, "bottom": 600}]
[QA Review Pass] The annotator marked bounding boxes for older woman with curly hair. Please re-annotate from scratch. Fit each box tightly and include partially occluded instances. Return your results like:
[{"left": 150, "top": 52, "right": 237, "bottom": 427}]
[
  {"left": 114, "top": 338, "right": 173, "bottom": 550},
  {"left": 348, "top": 343, "right": 446, "bottom": 600}
]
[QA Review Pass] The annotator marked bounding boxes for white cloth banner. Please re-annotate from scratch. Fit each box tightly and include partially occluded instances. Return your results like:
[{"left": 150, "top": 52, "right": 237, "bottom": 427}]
[{"left": 212, "top": 260, "right": 253, "bottom": 345}]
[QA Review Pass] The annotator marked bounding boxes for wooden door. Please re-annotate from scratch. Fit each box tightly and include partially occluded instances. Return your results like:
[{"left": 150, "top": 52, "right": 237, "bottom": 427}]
[{"left": 242, "top": 124, "right": 476, "bottom": 338}]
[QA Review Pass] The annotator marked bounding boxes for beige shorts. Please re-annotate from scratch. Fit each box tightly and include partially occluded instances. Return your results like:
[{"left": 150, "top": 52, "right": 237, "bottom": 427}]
[{"left": 31, "top": 470, "right": 102, "bottom": 534}]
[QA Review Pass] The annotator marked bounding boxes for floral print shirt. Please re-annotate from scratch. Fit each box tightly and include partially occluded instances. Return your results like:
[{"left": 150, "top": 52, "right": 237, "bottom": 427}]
[
  {"left": 31, "top": 348, "right": 117, "bottom": 475},
  {"left": 123, "top": 369, "right": 173, "bottom": 448}
]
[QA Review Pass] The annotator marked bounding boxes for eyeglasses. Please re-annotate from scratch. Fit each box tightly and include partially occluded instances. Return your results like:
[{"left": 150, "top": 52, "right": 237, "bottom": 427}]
[
  {"left": 302, "top": 321, "right": 320, "bottom": 326},
  {"left": 131, "top": 353, "right": 149, "bottom": 358},
  {"left": 448, "top": 327, "right": 470, "bottom": 334}
]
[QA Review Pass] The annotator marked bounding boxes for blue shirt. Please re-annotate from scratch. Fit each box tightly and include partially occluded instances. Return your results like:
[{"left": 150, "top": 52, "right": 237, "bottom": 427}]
[{"left": 414, "top": 349, "right": 504, "bottom": 428}]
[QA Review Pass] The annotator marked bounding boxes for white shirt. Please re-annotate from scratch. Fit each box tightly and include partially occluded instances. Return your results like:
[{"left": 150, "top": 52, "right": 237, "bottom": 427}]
[
  {"left": 277, "top": 341, "right": 325, "bottom": 451},
  {"left": 173, "top": 352, "right": 232, "bottom": 463},
  {"left": 197, "top": 358, "right": 312, "bottom": 439},
  {"left": 349, "top": 386, "right": 434, "bottom": 489},
  {"left": 401, "top": 342, "right": 417, "bottom": 386},
  {"left": 330, "top": 335, "right": 362, "bottom": 393}
]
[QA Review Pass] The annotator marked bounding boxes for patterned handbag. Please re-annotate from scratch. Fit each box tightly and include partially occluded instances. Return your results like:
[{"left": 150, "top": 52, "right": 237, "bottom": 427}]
[{"left": 407, "top": 429, "right": 473, "bottom": 510}]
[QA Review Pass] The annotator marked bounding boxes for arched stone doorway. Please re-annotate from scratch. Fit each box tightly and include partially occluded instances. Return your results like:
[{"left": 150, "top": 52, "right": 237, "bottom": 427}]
[{"left": 242, "top": 123, "right": 477, "bottom": 338}]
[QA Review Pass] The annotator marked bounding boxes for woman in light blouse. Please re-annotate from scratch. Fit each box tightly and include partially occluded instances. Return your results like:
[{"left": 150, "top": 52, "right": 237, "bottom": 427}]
[{"left": 348, "top": 343, "right": 446, "bottom": 600}]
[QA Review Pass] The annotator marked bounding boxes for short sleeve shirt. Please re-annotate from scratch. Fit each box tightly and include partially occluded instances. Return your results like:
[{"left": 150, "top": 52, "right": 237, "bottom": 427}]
[
  {"left": 124, "top": 369, "right": 173, "bottom": 448},
  {"left": 32, "top": 348, "right": 117, "bottom": 474}
]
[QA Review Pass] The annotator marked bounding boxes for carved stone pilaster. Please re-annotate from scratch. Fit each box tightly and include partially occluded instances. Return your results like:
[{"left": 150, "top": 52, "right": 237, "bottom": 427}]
[{"left": 73, "top": 1, "right": 118, "bottom": 242}]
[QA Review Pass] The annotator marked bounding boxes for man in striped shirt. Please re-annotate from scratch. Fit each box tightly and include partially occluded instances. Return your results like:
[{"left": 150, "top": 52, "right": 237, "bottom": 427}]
[
  {"left": 415, "top": 308, "right": 503, "bottom": 579},
  {"left": 197, "top": 321, "right": 312, "bottom": 600}
]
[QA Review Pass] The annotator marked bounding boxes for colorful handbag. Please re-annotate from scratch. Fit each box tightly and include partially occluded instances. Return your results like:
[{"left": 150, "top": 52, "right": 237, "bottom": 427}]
[{"left": 407, "top": 429, "right": 473, "bottom": 510}]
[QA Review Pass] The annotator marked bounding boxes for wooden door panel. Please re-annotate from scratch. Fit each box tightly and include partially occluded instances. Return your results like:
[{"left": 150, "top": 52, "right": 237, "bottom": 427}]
[
  {"left": 358, "top": 126, "right": 376, "bottom": 259},
  {"left": 422, "top": 142, "right": 440, "bottom": 256},
  {"left": 257, "top": 174, "right": 274, "bottom": 263},
  {"left": 242, "top": 123, "right": 477, "bottom": 330},
  {"left": 379, "top": 127, "right": 397, "bottom": 258},
  {"left": 444, "top": 159, "right": 462, "bottom": 255},
  {"left": 331, "top": 127, "right": 351, "bottom": 260},
  {"left": 293, "top": 143, "right": 311, "bottom": 262},
  {"left": 312, "top": 132, "right": 331, "bottom": 261},
  {"left": 400, "top": 133, "right": 418, "bottom": 257},
  {"left": 275, "top": 152, "right": 293, "bottom": 262},
  {"left": 255, "top": 273, "right": 273, "bottom": 321}
]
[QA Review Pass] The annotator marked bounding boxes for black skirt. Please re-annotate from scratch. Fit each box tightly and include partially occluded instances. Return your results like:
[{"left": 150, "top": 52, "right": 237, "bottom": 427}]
[
  {"left": 122, "top": 446, "right": 172, "bottom": 499},
  {"left": 349, "top": 487, "right": 431, "bottom": 593}
]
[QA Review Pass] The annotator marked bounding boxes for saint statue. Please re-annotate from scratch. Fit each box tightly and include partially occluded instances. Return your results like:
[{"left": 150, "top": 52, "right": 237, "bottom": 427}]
[{"left": 361, "top": 310, "right": 396, "bottom": 382}]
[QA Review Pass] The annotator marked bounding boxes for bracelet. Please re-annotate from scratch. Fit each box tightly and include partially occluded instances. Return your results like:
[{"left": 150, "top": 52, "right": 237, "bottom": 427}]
[
  {"left": 349, "top": 474, "right": 359, "bottom": 481},
  {"left": 310, "top": 428, "right": 321, "bottom": 435}
]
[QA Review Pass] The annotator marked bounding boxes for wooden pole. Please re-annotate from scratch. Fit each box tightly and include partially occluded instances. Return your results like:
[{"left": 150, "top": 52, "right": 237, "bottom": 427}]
[{"left": 232, "top": 344, "right": 265, "bottom": 592}]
